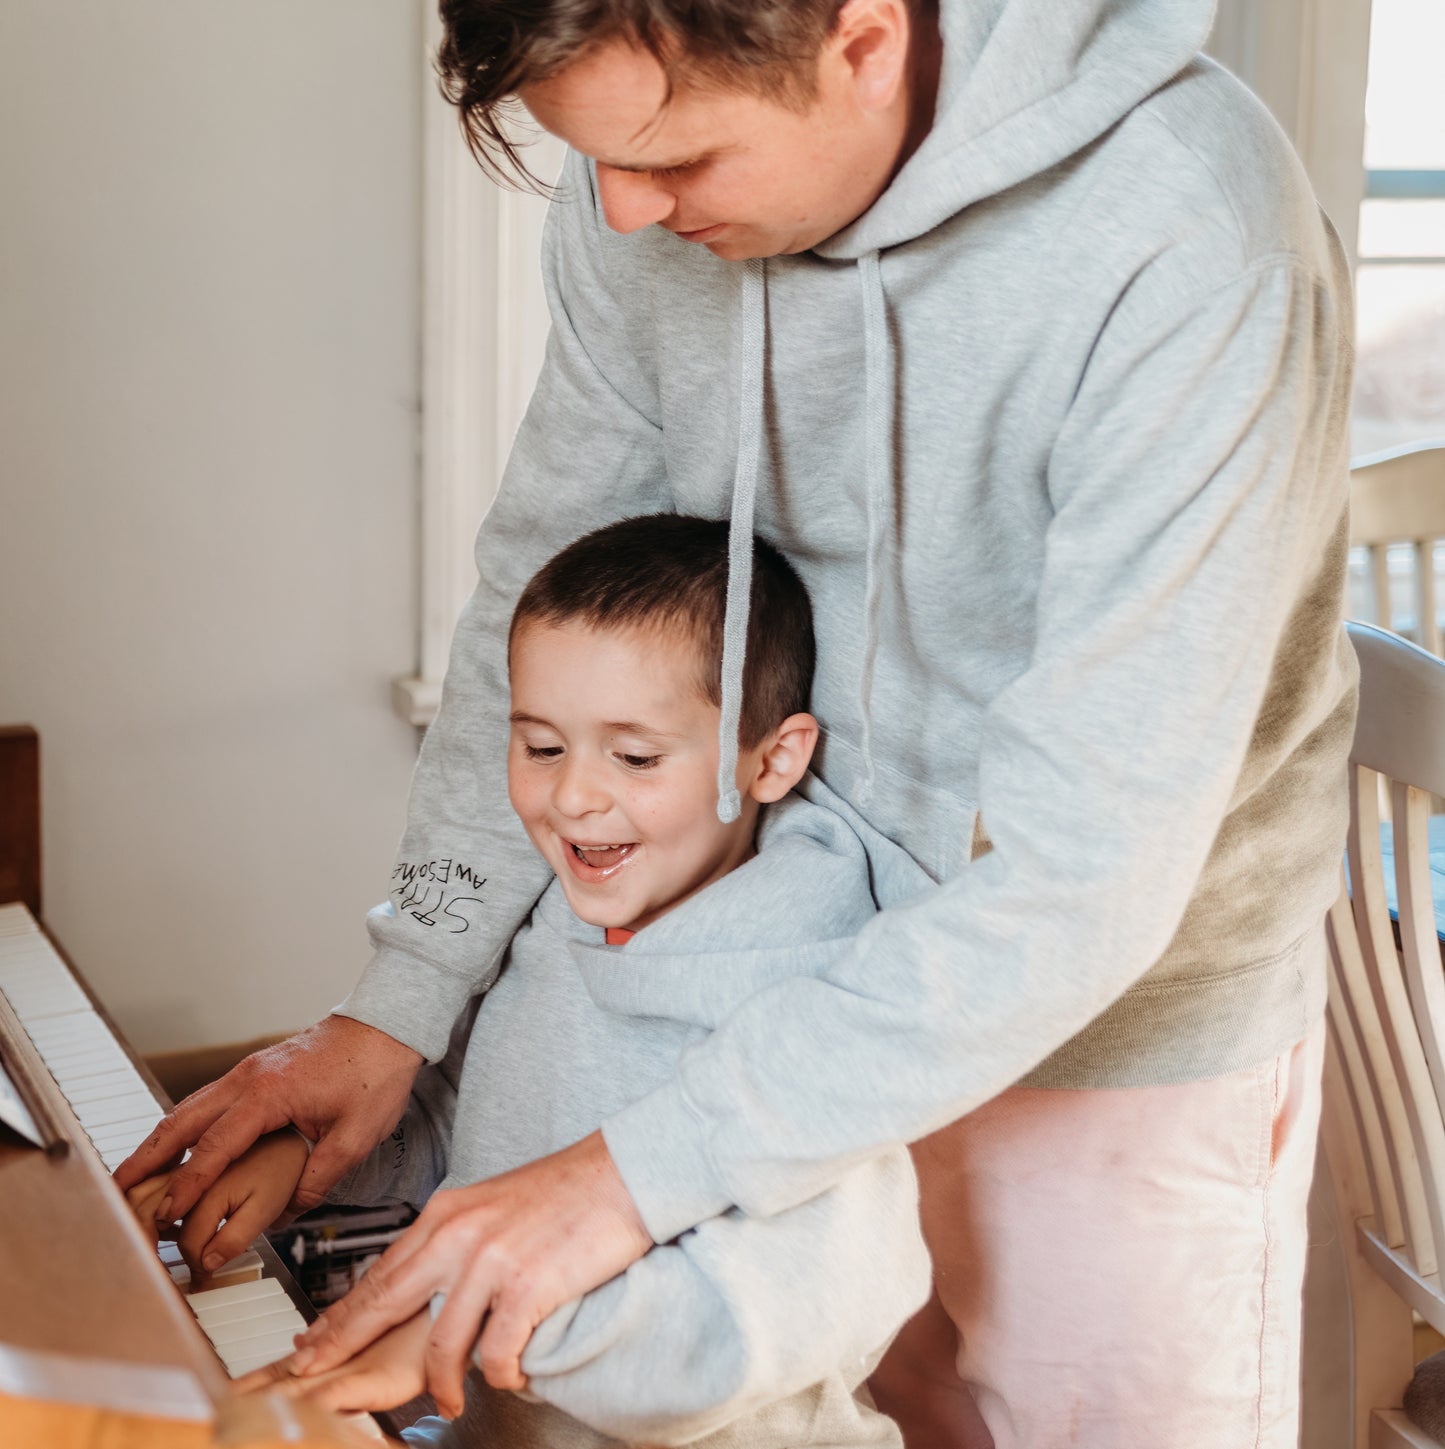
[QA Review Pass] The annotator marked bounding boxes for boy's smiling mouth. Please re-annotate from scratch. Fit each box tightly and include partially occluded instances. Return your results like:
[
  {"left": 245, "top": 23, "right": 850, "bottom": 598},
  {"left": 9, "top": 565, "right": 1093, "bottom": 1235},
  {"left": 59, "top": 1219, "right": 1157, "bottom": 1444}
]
[{"left": 565, "top": 839, "right": 639, "bottom": 881}]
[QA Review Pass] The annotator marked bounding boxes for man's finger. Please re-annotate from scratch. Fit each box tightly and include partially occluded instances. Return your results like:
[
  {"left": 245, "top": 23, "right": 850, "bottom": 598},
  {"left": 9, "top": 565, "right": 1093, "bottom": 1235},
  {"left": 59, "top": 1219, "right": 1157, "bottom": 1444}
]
[
  {"left": 289, "top": 1128, "right": 385, "bottom": 1215},
  {"left": 426, "top": 1262, "right": 499, "bottom": 1417},
  {"left": 471, "top": 1296, "right": 533, "bottom": 1394},
  {"left": 159, "top": 1101, "right": 286, "bottom": 1221},
  {"left": 291, "top": 1249, "right": 433, "bottom": 1375},
  {"left": 113, "top": 1085, "right": 231, "bottom": 1192}
]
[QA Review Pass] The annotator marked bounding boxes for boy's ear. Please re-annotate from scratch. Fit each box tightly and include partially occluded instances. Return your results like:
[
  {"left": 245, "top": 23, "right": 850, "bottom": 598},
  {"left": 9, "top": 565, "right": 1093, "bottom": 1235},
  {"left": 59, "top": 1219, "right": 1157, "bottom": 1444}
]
[{"left": 746, "top": 713, "right": 820, "bottom": 804}]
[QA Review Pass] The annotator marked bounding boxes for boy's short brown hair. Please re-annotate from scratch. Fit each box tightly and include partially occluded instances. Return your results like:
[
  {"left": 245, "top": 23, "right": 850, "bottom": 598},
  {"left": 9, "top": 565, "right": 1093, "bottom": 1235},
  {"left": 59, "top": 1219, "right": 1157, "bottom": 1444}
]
[
  {"left": 437, "top": 0, "right": 850, "bottom": 183},
  {"left": 510, "top": 513, "right": 814, "bottom": 748}
]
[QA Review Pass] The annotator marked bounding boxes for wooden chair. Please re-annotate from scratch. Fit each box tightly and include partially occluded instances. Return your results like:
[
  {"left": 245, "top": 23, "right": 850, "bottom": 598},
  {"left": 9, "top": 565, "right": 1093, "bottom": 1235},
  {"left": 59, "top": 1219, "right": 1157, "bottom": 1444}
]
[
  {"left": 1322, "top": 620, "right": 1445, "bottom": 1448},
  {"left": 1351, "top": 442, "right": 1445, "bottom": 657}
]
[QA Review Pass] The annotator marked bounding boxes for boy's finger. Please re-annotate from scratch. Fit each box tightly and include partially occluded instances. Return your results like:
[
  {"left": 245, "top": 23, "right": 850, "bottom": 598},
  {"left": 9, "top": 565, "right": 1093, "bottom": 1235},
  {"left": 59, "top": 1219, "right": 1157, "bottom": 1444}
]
[
  {"left": 199, "top": 1191, "right": 275, "bottom": 1273},
  {"left": 125, "top": 1174, "right": 171, "bottom": 1227},
  {"left": 175, "top": 1184, "right": 233, "bottom": 1275},
  {"left": 233, "top": 1357, "right": 300, "bottom": 1395},
  {"left": 293, "top": 1369, "right": 399, "bottom": 1415}
]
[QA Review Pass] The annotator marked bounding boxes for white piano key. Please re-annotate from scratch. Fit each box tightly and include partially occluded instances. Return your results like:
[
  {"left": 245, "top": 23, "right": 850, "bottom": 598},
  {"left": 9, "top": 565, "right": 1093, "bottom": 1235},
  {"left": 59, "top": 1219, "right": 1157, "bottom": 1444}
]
[
  {"left": 18, "top": 1012, "right": 97, "bottom": 1043},
  {"left": 203, "top": 1307, "right": 307, "bottom": 1350},
  {"left": 89, "top": 1124, "right": 161, "bottom": 1155},
  {"left": 36, "top": 1035, "right": 129, "bottom": 1066},
  {"left": 215, "top": 1327, "right": 300, "bottom": 1356},
  {"left": 188, "top": 1278, "right": 287, "bottom": 1315},
  {"left": 78, "top": 1093, "right": 164, "bottom": 1129},
  {"left": 222, "top": 1347, "right": 300, "bottom": 1378},
  {"left": 43, "top": 1039, "right": 133, "bottom": 1070},
  {"left": 52, "top": 1056, "right": 143, "bottom": 1089},
  {"left": 64, "top": 1070, "right": 154, "bottom": 1107},
  {"left": 167, "top": 1249, "right": 265, "bottom": 1290},
  {"left": 193, "top": 1294, "right": 298, "bottom": 1331},
  {"left": 0, "top": 976, "right": 90, "bottom": 1018}
]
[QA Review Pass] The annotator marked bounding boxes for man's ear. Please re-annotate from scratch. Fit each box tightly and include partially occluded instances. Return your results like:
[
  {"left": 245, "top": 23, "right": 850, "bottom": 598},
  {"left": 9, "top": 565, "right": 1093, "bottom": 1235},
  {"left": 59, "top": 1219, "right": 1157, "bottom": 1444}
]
[
  {"left": 826, "top": 0, "right": 912, "bottom": 113},
  {"left": 746, "top": 713, "right": 820, "bottom": 804}
]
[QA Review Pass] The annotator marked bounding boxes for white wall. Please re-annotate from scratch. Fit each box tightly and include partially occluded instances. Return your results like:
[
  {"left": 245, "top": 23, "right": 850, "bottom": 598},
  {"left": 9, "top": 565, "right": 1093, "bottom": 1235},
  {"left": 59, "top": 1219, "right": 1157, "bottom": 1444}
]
[{"left": 0, "top": 3, "right": 424, "bottom": 1053}]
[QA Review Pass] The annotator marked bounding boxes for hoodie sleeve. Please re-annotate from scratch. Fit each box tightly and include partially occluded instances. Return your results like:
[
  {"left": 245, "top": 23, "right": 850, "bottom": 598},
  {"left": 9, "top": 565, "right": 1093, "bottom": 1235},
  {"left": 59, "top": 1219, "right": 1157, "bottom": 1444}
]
[
  {"left": 516, "top": 1147, "right": 928, "bottom": 1445},
  {"left": 604, "top": 252, "right": 1354, "bottom": 1239},
  {"left": 335, "top": 151, "right": 670, "bottom": 1061}
]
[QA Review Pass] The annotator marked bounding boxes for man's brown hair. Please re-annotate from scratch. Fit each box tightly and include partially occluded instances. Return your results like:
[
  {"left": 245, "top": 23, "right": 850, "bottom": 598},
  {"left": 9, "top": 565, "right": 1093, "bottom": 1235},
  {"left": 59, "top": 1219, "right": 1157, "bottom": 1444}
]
[
  {"left": 437, "top": 0, "right": 850, "bottom": 184},
  {"left": 509, "top": 513, "right": 815, "bottom": 749}
]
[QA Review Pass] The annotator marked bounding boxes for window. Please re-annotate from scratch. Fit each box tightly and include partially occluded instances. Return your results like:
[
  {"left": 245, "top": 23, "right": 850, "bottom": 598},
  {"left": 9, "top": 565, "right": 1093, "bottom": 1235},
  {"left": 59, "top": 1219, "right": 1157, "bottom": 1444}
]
[
  {"left": 1345, "top": 0, "right": 1445, "bottom": 641},
  {"left": 1351, "top": 0, "right": 1445, "bottom": 458}
]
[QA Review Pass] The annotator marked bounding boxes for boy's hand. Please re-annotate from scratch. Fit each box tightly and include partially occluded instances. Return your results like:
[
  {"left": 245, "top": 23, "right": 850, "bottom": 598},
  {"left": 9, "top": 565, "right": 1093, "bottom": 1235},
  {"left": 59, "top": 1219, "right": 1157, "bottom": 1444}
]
[
  {"left": 113, "top": 1016, "right": 423, "bottom": 1220},
  {"left": 126, "top": 1129, "right": 310, "bottom": 1275},
  {"left": 234, "top": 1309, "right": 431, "bottom": 1415}
]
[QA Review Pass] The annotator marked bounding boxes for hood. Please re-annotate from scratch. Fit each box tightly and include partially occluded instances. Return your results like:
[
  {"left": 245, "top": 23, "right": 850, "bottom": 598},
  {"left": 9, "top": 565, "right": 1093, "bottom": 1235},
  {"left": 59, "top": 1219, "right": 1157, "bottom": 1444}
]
[
  {"left": 711, "top": 0, "right": 1215, "bottom": 821},
  {"left": 819, "top": 0, "right": 1217, "bottom": 259},
  {"left": 540, "top": 781, "right": 933, "bottom": 1030}
]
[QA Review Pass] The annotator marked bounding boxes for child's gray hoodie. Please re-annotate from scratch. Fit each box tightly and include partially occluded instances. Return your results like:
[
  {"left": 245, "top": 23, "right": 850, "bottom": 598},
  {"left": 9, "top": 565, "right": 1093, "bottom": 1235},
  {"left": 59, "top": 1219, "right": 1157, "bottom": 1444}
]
[
  {"left": 343, "top": 0, "right": 1357, "bottom": 1242},
  {"left": 332, "top": 788, "right": 932, "bottom": 1448}
]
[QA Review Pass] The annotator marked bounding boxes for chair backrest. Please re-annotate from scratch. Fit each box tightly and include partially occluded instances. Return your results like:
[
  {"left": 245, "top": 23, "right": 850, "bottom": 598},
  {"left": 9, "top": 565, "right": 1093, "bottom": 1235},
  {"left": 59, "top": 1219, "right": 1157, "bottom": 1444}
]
[
  {"left": 1323, "top": 621, "right": 1445, "bottom": 1448},
  {"left": 1350, "top": 442, "right": 1445, "bottom": 656}
]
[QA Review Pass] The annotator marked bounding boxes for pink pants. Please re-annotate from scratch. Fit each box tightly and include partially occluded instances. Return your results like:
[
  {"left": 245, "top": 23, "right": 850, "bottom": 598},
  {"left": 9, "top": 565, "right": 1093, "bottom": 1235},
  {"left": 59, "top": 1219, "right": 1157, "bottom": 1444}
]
[{"left": 870, "top": 1024, "right": 1325, "bottom": 1449}]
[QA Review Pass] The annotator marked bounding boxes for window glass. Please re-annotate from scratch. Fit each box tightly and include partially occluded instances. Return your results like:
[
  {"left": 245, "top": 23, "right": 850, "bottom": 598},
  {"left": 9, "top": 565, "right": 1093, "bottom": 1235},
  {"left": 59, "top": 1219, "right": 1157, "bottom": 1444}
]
[{"left": 1351, "top": 0, "right": 1445, "bottom": 459}]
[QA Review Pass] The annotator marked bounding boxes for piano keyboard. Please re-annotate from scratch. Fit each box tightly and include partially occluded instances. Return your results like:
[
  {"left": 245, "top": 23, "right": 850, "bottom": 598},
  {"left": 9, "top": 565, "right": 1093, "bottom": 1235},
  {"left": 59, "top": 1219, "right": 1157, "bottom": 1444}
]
[
  {"left": 0, "top": 902, "right": 163, "bottom": 1171},
  {"left": 0, "top": 900, "right": 382, "bottom": 1437}
]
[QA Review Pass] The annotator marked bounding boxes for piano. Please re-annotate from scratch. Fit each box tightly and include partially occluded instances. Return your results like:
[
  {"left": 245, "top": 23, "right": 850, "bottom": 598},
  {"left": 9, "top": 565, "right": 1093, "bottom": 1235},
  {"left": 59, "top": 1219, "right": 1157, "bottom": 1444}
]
[{"left": 0, "top": 725, "right": 392, "bottom": 1446}]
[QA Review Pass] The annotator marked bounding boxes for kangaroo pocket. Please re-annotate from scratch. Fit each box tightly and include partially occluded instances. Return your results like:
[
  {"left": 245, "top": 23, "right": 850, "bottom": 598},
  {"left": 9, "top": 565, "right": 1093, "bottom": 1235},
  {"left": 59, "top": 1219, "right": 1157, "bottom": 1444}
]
[{"left": 813, "top": 733, "right": 978, "bottom": 886}]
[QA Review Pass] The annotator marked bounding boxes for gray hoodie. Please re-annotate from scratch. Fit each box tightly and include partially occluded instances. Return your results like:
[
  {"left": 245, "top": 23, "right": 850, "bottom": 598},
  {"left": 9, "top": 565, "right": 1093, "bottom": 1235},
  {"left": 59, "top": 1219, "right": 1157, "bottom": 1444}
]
[
  {"left": 332, "top": 788, "right": 932, "bottom": 1448},
  {"left": 342, "top": 0, "right": 1357, "bottom": 1241}
]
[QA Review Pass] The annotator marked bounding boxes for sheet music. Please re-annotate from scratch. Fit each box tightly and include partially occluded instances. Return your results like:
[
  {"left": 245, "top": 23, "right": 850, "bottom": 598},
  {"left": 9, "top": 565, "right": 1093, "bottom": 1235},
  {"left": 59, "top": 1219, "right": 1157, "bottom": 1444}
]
[{"left": 0, "top": 1053, "right": 43, "bottom": 1147}]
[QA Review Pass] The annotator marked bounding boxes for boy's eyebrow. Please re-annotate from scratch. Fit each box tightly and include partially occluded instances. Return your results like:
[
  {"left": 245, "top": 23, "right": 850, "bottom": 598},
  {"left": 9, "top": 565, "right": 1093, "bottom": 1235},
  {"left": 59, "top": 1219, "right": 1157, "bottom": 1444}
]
[
  {"left": 603, "top": 719, "right": 688, "bottom": 742},
  {"left": 509, "top": 711, "right": 687, "bottom": 742}
]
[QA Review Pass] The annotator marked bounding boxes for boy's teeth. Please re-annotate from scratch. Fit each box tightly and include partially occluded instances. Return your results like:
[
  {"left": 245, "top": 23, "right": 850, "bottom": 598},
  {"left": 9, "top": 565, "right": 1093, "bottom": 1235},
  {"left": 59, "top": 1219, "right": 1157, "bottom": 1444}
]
[{"left": 574, "top": 843, "right": 632, "bottom": 867}]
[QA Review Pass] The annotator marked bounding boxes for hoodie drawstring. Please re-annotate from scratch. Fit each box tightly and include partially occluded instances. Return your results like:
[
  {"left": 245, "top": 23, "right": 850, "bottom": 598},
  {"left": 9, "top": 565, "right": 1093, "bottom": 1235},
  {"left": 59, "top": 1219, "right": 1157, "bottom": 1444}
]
[
  {"left": 855, "top": 250, "right": 893, "bottom": 807},
  {"left": 716, "top": 252, "right": 890, "bottom": 820},
  {"left": 716, "top": 258, "right": 767, "bottom": 823}
]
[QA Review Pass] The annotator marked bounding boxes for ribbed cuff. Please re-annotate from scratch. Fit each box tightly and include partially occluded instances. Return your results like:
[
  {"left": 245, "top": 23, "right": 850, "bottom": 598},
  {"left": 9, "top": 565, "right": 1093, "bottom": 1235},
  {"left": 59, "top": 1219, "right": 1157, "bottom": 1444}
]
[
  {"left": 602, "top": 1084, "right": 732, "bottom": 1245},
  {"left": 333, "top": 948, "right": 477, "bottom": 1064}
]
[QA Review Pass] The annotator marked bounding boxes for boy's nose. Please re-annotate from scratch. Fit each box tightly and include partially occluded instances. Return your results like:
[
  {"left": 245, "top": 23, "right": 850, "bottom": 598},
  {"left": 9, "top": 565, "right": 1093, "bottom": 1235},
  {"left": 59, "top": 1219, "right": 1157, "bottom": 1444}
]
[
  {"left": 551, "top": 755, "right": 612, "bottom": 818},
  {"left": 594, "top": 164, "right": 676, "bottom": 235}
]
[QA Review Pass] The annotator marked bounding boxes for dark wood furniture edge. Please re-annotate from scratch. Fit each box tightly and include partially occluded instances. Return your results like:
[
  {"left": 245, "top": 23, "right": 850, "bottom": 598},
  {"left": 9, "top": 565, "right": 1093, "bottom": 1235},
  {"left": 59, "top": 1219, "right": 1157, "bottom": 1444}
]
[{"left": 0, "top": 726, "right": 40, "bottom": 919}]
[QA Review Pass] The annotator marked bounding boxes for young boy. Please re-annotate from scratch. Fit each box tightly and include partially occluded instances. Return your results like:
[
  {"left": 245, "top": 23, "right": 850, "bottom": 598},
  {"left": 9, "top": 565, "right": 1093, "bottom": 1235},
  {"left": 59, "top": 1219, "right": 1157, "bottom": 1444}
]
[{"left": 130, "top": 514, "right": 932, "bottom": 1447}]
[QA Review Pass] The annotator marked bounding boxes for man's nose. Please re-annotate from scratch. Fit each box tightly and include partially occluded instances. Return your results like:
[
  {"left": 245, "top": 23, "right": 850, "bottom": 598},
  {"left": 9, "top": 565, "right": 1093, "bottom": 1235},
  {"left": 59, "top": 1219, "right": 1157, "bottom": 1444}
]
[
  {"left": 594, "top": 164, "right": 675, "bottom": 234},
  {"left": 552, "top": 753, "right": 611, "bottom": 818}
]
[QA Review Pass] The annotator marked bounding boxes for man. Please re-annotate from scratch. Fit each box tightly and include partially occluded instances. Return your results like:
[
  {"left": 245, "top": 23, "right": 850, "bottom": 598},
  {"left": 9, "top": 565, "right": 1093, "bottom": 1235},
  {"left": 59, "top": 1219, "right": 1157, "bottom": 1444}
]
[{"left": 119, "top": 0, "right": 1356, "bottom": 1441}]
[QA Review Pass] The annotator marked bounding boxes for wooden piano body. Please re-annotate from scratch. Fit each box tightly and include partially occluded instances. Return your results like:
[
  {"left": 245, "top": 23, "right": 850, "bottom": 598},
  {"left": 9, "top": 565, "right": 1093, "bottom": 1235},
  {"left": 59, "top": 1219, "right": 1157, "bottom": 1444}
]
[{"left": 0, "top": 725, "right": 390, "bottom": 1447}]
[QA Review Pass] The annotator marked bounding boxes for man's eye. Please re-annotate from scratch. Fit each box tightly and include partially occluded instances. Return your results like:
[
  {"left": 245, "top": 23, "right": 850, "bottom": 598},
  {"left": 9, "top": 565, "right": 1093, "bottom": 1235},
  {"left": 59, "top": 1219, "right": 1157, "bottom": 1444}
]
[
  {"left": 619, "top": 753, "right": 661, "bottom": 770},
  {"left": 524, "top": 745, "right": 563, "bottom": 760}
]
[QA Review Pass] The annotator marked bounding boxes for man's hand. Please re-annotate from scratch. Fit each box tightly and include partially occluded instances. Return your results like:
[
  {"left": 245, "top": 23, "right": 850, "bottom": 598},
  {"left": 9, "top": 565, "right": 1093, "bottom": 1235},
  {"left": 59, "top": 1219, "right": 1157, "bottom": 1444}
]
[
  {"left": 288, "top": 1130, "right": 653, "bottom": 1419},
  {"left": 113, "top": 1016, "right": 423, "bottom": 1222}
]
